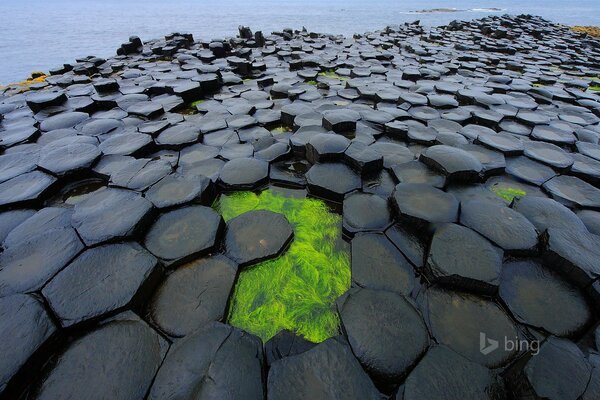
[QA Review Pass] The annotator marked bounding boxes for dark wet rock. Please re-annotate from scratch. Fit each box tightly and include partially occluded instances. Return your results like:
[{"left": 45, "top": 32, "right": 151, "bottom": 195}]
[
  {"left": 391, "top": 160, "right": 445, "bottom": 189},
  {"left": 322, "top": 109, "right": 361, "bottom": 132},
  {"left": 460, "top": 200, "right": 538, "bottom": 253},
  {"left": 0, "top": 209, "right": 35, "bottom": 243},
  {"left": 505, "top": 156, "right": 556, "bottom": 186},
  {"left": 268, "top": 337, "right": 380, "bottom": 400},
  {"left": 400, "top": 345, "right": 503, "bottom": 400},
  {"left": 305, "top": 133, "right": 350, "bottom": 163},
  {"left": 512, "top": 337, "right": 591, "bottom": 400},
  {"left": 127, "top": 101, "right": 164, "bottom": 118},
  {"left": 72, "top": 187, "right": 153, "bottom": 245},
  {"left": 42, "top": 243, "right": 158, "bottom": 327},
  {"left": 339, "top": 288, "right": 429, "bottom": 387},
  {"left": 500, "top": 259, "right": 591, "bottom": 337},
  {"left": 38, "top": 138, "right": 101, "bottom": 175},
  {"left": 577, "top": 210, "right": 600, "bottom": 235},
  {"left": 33, "top": 314, "right": 167, "bottom": 400},
  {"left": 532, "top": 125, "right": 577, "bottom": 145},
  {"left": 523, "top": 141, "right": 574, "bottom": 169},
  {"left": 3, "top": 207, "right": 72, "bottom": 248},
  {"left": 149, "top": 255, "right": 237, "bottom": 338},
  {"left": 109, "top": 158, "right": 172, "bottom": 191},
  {"left": 218, "top": 157, "right": 269, "bottom": 190},
  {"left": 148, "top": 322, "right": 264, "bottom": 400},
  {"left": 0, "top": 294, "right": 56, "bottom": 393},
  {"left": 78, "top": 118, "right": 123, "bottom": 137},
  {"left": 156, "top": 123, "right": 200, "bottom": 148},
  {"left": 225, "top": 210, "right": 293, "bottom": 266},
  {"left": 0, "top": 228, "right": 83, "bottom": 296},
  {"left": 424, "top": 287, "right": 520, "bottom": 368},
  {"left": 426, "top": 223, "right": 502, "bottom": 294},
  {"left": 343, "top": 192, "right": 391, "bottom": 236},
  {"left": 369, "top": 141, "right": 414, "bottom": 168},
  {"left": 420, "top": 145, "right": 483, "bottom": 182},
  {"left": 543, "top": 227, "right": 600, "bottom": 286},
  {"left": 99, "top": 132, "right": 152, "bottom": 156},
  {"left": 0, "top": 152, "right": 36, "bottom": 184},
  {"left": 306, "top": 162, "right": 361, "bottom": 202},
  {"left": 351, "top": 233, "right": 415, "bottom": 295},
  {"left": 144, "top": 205, "right": 223, "bottom": 265},
  {"left": 179, "top": 143, "right": 220, "bottom": 168},
  {"left": 145, "top": 174, "right": 212, "bottom": 209},
  {"left": 26, "top": 91, "right": 67, "bottom": 113},
  {"left": 0, "top": 171, "right": 56, "bottom": 208},
  {"left": 543, "top": 175, "right": 600, "bottom": 209},
  {"left": 265, "top": 330, "right": 316, "bottom": 366},
  {"left": 281, "top": 103, "right": 314, "bottom": 126},
  {"left": 460, "top": 143, "right": 506, "bottom": 177},
  {"left": 513, "top": 196, "right": 587, "bottom": 233},
  {"left": 391, "top": 183, "right": 459, "bottom": 228},
  {"left": 39, "top": 111, "right": 88, "bottom": 131}
]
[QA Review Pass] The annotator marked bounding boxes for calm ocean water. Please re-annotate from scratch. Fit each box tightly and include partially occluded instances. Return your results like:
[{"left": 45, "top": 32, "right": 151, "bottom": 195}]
[{"left": 1, "top": 0, "right": 599, "bottom": 84}]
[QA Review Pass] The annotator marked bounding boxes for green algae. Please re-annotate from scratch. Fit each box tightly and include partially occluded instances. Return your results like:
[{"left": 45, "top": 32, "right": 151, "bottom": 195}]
[
  {"left": 318, "top": 70, "right": 347, "bottom": 81},
  {"left": 213, "top": 188, "right": 350, "bottom": 343},
  {"left": 307, "top": 80, "right": 317, "bottom": 85},
  {"left": 271, "top": 125, "right": 293, "bottom": 134},
  {"left": 491, "top": 186, "right": 527, "bottom": 202},
  {"left": 190, "top": 99, "right": 205, "bottom": 107},
  {"left": 589, "top": 85, "right": 600, "bottom": 91}
]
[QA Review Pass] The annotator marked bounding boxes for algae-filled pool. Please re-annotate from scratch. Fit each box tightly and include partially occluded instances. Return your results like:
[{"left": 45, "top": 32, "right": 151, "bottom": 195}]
[{"left": 213, "top": 187, "right": 350, "bottom": 343}]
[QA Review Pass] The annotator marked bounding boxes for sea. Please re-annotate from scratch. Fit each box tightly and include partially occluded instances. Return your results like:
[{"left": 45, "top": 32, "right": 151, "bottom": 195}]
[{"left": 0, "top": 0, "right": 599, "bottom": 84}]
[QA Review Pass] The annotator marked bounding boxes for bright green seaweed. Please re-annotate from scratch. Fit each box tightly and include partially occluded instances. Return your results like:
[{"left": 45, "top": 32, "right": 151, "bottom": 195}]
[
  {"left": 214, "top": 189, "right": 350, "bottom": 343},
  {"left": 491, "top": 186, "right": 527, "bottom": 202}
]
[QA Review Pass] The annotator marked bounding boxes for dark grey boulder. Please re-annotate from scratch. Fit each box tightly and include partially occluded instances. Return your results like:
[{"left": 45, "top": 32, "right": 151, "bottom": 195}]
[
  {"left": 218, "top": 157, "right": 269, "bottom": 190},
  {"left": 148, "top": 322, "right": 264, "bottom": 400},
  {"left": 391, "top": 160, "right": 445, "bottom": 189},
  {"left": 149, "top": 255, "right": 237, "bottom": 338},
  {"left": 72, "top": 187, "right": 153, "bottom": 245},
  {"left": 264, "top": 329, "right": 316, "bottom": 366},
  {"left": 322, "top": 109, "right": 361, "bottom": 132},
  {"left": 343, "top": 141, "right": 383, "bottom": 175},
  {"left": 426, "top": 223, "right": 502, "bottom": 294},
  {"left": 306, "top": 162, "right": 361, "bottom": 202},
  {"left": 42, "top": 243, "right": 158, "bottom": 327},
  {"left": 420, "top": 145, "right": 483, "bottom": 182},
  {"left": 305, "top": 133, "right": 350, "bottom": 163},
  {"left": 342, "top": 192, "right": 391, "bottom": 236},
  {"left": 391, "top": 183, "right": 459, "bottom": 228},
  {"left": 144, "top": 205, "right": 224, "bottom": 265},
  {"left": 267, "top": 337, "right": 380, "bottom": 400},
  {"left": 225, "top": 210, "right": 293, "bottom": 266},
  {"left": 385, "top": 224, "right": 426, "bottom": 268},
  {"left": 340, "top": 288, "right": 429, "bottom": 387},
  {"left": 145, "top": 174, "right": 212, "bottom": 209}
]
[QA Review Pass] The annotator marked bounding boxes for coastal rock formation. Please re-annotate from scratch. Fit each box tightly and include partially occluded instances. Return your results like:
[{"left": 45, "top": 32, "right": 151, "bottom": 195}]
[{"left": 1, "top": 13, "right": 600, "bottom": 398}]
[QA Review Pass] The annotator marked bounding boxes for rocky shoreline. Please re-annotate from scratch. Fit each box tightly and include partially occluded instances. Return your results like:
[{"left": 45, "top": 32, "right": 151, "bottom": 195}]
[{"left": 1, "top": 13, "right": 600, "bottom": 399}]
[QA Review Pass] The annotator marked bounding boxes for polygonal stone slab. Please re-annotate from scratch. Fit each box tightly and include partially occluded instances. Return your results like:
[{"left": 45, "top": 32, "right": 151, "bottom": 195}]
[
  {"left": 264, "top": 330, "right": 316, "bottom": 366},
  {"left": 460, "top": 200, "right": 538, "bottom": 253},
  {"left": 499, "top": 259, "right": 591, "bottom": 337},
  {"left": 0, "top": 294, "right": 56, "bottom": 393},
  {"left": 0, "top": 152, "right": 38, "bottom": 184},
  {"left": 391, "top": 160, "right": 445, "bottom": 189},
  {"left": 391, "top": 183, "right": 459, "bottom": 228},
  {"left": 505, "top": 156, "right": 556, "bottom": 186},
  {"left": 342, "top": 192, "right": 391, "bottom": 237},
  {"left": 225, "top": 210, "right": 293, "bottom": 266},
  {"left": 523, "top": 141, "right": 573, "bottom": 169},
  {"left": 513, "top": 196, "right": 588, "bottom": 233},
  {"left": 149, "top": 255, "right": 237, "bottom": 338},
  {"left": 0, "top": 171, "right": 56, "bottom": 208},
  {"left": 343, "top": 141, "right": 383, "bottom": 175},
  {"left": 99, "top": 132, "right": 153, "bottom": 156},
  {"left": 427, "top": 223, "right": 502, "bottom": 294},
  {"left": 72, "top": 187, "right": 153, "bottom": 246},
  {"left": 39, "top": 111, "right": 88, "bottom": 131},
  {"left": 322, "top": 109, "right": 361, "bottom": 132},
  {"left": 542, "top": 175, "right": 600, "bottom": 209},
  {"left": 420, "top": 145, "right": 483, "bottom": 183},
  {"left": 268, "top": 338, "right": 380, "bottom": 400},
  {"left": 42, "top": 243, "right": 159, "bottom": 327},
  {"left": 144, "top": 206, "right": 224, "bottom": 266},
  {"left": 306, "top": 162, "right": 361, "bottom": 202},
  {"left": 148, "top": 322, "right": 264, "bottom": 400},
  {"left": 2, "top": 207, "right": 72, "bottom": 248},
  {"left": 339, "top": 288, "right": 429, "bottom": 387},
  {"left": 305, "top": 133, "right": 350, "bottom": 163},
  {"left": 32, "top": 314, "right": 167, "bottom": 400},
  {"left": 218, "top": 157, "right": 269, "bottom": 190},
  {"left": 0, "top": 228, "right": 84, "bottom": 297},
  {"left": 145, "top": 174, "right": 212, "bottom": 209}
]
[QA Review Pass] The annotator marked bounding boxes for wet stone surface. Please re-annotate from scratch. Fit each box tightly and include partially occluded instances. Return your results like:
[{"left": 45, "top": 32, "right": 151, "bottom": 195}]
[{"left": 1, "top": 14, "right": 600, "bottom": 399}]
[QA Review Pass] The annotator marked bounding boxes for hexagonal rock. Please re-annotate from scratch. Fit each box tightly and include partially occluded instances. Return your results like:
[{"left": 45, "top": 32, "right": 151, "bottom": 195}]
[
  {"left": 280, "top": 103, "right": 314, "bottom": 126},
  {"left": 149, "top": 255, "right": 237, "bottom": 338},
  {"left": 343, "top": 141, "right": 383, "bottom": 175},
  {"left": 391, "top": 160, "right": 445, "bottom": 189},
  {"left": 38, "top": 139, "right": 101, "bottom": 176},
  {"left": 225, "top": 210, "right": 293, "bottom": 267},
  {"left": 26, "top": 91, "right": 67, "bottom": 112},
  {"left": 0, "top": 209, "right": 35, "bottom": 243},
  {"left": 145, "top": 174, "right": 212, "bottom": 209},
  {"left": 0, "top": 152, "right": 37, "bottom": 184},
  {"left": 339, "top": 288, "right": 429, "bottom": 387},
  {"left": 72, "top": 188, "right": 153, "bottom": 246},
  {"left": 110, "top": 158, "right": 173, "bottom": 191},
  {"left": 306, "top": 162, "right": 361, "bottom": 202},
  {"left": 523, "top": 141, "right": 574, "bottom": 169},
  {"left": 505, "top": 156, "right": 556, "bottom": 186},
  {"left": 144, "top": 206, "right": 224, "bottom": 266},
  {"left": 578, "top": 210, "right": 600, "bottom": 235},
  {"left": 264, "top": 330, "right": 316, "bottom": 366},
  {"left": 2, "top": 207, "right": 72, "bottom": 248},
  {"left": 42, "top": 243, "right": 159, "bottom": 328},
  {"left": 499, "top": 259, "right": 591, "bottom": 337},
  {"left": 543, "top": 175, "right": 600, "bottom": 209},
  {"left": 460, "top": 200, "right": 538, "bottom": 254},
  {"left": 39, "top": 111, "right": 88, "bottom": 131},
  {"left": 426, "top": 223, "right": 502, "bottom": 294},
  {"left": 543, "top": 227, "right": 600, "bottom": 286},
  {"left": 322, "top": 109, "right": 361, "bottom": 132},
  {"left": 342, "top": 192, "right": 391, "bottom": 237},
  {"left": 218, "top": 157, "right": 269, "bottom": 190},
  {"left": 98, "top": 132, "right": 152, "bottom": 156},
  {"left": 268, "top": 338, "right": 380, "bottom": 400},
  {"left": 423, "top": 287, "right": 520, "bottom": 368},
  {"left": 391, "top": 183, "right": 459, "bottom": 229},
  {"left": 511, "top": 337, "right": 591, "bottom": 400},
  {"left": 477, "top": 132, "right": 524, "bottom": 155},
  {"left": 513, "top": 196, "right": 588, "bottom": 233},
  {"left": 385, "top": 224, "right": 426, "bottom": 268},
  {"left": 148, "top": 322, "right": 264, "bottom": 400},
  {"left": 0, "top": 171, "right": 56, "bottom": 208},
  {"left": 0, "top": 228, "right": 84, "bottom": 297},
  {"left": 420, "top": 145, "right": 483, "bottom": 182},
  {"left": 0, "top": 294, "right": 56, "bottom": 393},
  {"left": 32, "top": 314, "right": 167, "bottom": 400},
  {"left": 399, "top": 346, "right": 503, "bottom": 400},
  {"left": 351, "top": 233, "right": 415, "bottom": 295},
  {"left": 305, "top": 133, "right": 350, "bottom": 163}
]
